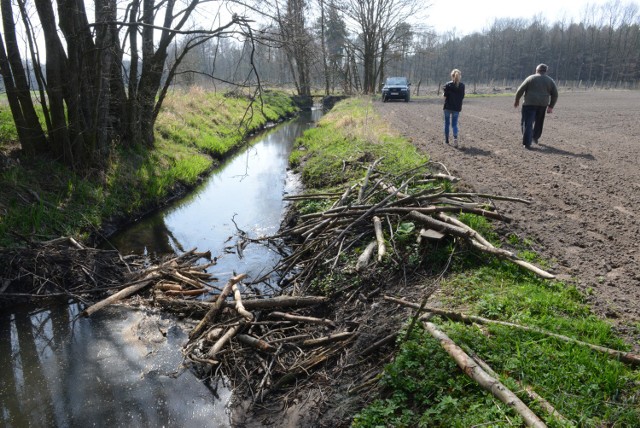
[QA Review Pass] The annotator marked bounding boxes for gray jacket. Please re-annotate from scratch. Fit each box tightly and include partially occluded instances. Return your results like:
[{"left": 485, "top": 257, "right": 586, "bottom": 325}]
[{"left": 515, "top": 74, "right": 558, "bottom": 108}]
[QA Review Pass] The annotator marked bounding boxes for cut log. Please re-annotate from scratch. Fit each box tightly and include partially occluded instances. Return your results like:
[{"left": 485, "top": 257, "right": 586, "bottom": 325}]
[{"left": 189, "top": 273, "right": 247, "bottom": 340}]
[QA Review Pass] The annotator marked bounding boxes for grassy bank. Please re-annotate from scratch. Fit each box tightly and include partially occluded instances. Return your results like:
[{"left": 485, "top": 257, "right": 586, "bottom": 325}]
[
  {"left": 289, "top": 97, "right": 640, "bottom": 426},
  {"left": 0, "top": 88, "right": 297, "bottom": 247}
]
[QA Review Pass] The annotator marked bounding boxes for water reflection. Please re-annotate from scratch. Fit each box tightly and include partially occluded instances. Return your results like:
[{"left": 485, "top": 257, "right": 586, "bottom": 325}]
[
  {"left": 0, "top": 304, "right": 231, "bottom": 427},
  {"left": 105, "top": 109, "right": 321, "bottom": 287},
  {"left": 1, "top": 109, "right": 322, "bottom": 427}
]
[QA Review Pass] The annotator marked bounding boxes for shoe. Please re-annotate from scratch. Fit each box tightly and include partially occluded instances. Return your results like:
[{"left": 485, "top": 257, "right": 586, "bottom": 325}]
[
  {"left": 453, "top": 137, "right": 458, "bottom": 147},
  {"left": 523, "top": 144, "right": 532, "bottom": 150},
  {"left": 444, "top": 138, "right": 449, "bottom": 145},
  {"left": 533, "top": 138, "right": 539, "bottom": 144}
]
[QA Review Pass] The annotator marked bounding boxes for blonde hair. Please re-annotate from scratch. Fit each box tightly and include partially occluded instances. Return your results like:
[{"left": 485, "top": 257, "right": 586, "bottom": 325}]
[{"left": 451, "top": 69, "right": 461, "bottom": 86}]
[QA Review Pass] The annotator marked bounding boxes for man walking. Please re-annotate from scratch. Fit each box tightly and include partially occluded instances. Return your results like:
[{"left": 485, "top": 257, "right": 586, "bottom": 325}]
[{"left": 514, "top": 64, "right": 559, "bottom": 149}]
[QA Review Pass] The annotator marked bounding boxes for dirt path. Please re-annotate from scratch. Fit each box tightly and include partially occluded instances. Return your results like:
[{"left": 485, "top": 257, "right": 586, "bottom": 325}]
[{"left": 374, "top": 90, "right": 640, "bottom": 344}]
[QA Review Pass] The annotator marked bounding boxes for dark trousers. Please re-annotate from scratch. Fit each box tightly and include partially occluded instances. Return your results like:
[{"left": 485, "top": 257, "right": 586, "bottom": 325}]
[{"left": 521, "top": 105, "right": 547, "bottom": 146}]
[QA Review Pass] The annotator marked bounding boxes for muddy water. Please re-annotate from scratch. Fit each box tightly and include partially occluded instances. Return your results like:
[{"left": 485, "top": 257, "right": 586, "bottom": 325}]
[{"left": 1, "top": 108, "right": 321, "bottom": 427}]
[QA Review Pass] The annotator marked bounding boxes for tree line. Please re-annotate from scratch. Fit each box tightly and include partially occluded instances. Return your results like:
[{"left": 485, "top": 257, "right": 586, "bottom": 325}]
[
  {"left": 1, "top": 0, "right": 638, "bottom": 172},
  {"left": 168, "top": 0, "right": 639, "bottom": 96}
]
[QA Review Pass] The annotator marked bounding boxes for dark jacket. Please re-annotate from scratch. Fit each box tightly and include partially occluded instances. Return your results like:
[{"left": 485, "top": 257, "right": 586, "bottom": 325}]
[
  {"left": 515, "top": 73, "right": 558, "bottom": 107},
  {"left": 443, "top": 81, "right": 465, "bottom": 112}
]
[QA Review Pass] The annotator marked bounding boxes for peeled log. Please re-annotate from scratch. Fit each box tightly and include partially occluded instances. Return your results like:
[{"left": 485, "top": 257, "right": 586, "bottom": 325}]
[
  {"left": 356, "top": 241, "right": 377, "bottom": 271},
  {"left": 422, "top": 321, "right": 547, "bottom": 428},
  {"left": 373, "top": 216, "right": 386, "bottom": 262},
  {"left": 189, "top": 273, "right": 247, "bottom": 340}
]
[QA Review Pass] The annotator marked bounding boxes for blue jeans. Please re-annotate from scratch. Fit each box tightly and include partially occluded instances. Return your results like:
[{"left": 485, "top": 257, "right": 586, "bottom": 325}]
[
  {"left": 521, "top": 105, "right": 547, "bottom": 146},
  {"left": 443, "top": 110, "right": 460, "bottom": 139}
]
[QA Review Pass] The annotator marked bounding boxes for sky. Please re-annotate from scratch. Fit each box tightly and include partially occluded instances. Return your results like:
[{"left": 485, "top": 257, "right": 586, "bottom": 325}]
[{"left": 426, "top": 0, "right": 632, "bottom": 36}]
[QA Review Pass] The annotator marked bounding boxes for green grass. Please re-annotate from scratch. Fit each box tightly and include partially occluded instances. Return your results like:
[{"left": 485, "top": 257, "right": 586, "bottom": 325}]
[
  {"left": 290, "top": 97, "right": 429, "bottom": 189},
  {"left": 0, "top": 88, "right": 297, "bottom": 246},
  {"left": 289, "top": 95, "right": 640, "bottom": 426},
  {"left": 0, "top": 102, "right": 18, "bottom": 143},
  {"left": 353, "top": 262, "right": 640, "bottom": 426}
]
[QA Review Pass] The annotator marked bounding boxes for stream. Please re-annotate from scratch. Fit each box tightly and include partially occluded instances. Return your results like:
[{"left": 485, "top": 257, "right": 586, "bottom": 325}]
[{"left": 0, "top": 107, "right": 322, "bottom": 427}]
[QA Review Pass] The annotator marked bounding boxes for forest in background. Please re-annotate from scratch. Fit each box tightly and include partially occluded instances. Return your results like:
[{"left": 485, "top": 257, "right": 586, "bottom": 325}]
[{"left": 167, "top": 0, "right": 640, "bottom": 92}]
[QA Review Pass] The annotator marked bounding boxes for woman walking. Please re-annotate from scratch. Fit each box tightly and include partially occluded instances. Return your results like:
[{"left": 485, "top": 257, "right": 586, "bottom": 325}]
[{"left": 443, "top": 69, "right": 465, "bottom": 147}]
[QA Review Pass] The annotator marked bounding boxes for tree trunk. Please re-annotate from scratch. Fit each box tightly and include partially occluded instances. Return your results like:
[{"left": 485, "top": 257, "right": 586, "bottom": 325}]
[{"left": 0, "top": 0, "right": 47, "bottom": 155}]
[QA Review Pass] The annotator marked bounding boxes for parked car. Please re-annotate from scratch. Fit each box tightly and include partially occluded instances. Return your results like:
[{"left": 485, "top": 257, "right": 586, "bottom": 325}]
[{"left": 381, "top": 77, "right": 411, "bottom": 102}]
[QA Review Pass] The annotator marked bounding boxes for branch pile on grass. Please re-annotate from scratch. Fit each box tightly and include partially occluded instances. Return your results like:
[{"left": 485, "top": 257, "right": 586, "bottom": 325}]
[
  {"left": 272, "top": 160, "right": 553, "bottom": 293},
  {"left": 383, "top": 295, "right": 640, "bottom": 425}
]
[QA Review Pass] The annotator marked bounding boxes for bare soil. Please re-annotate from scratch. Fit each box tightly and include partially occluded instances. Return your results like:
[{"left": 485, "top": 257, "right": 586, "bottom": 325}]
[{"left": 374, "top": 90, "right": 640, "bottom": 345}]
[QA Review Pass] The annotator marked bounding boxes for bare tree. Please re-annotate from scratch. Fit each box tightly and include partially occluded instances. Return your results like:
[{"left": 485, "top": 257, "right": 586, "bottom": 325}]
[
  {"left": 0, "top": 0, "right": 247, "bottom": 172},
  {"left": 341, "top": 0, "right": 423, "bottom": 94}
]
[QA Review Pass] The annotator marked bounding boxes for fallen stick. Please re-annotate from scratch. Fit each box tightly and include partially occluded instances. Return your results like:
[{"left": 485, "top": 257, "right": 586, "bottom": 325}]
[
  {"left": 164, "top": 288, "right": 209, "bottom": 297},
  {"left": 430, "top": 172, "right": 460, "bottom": 182},
  {"left": 422, "top": 320, "right": 547, "bottom": 427},
  {"left": 465, "top": 351, "right": 569, "bottom": 423},
  {"left": 358, "top": 332, "right": 398, "bottom": 357},
  {"left": 233, "top": 283, "right": 254, "bottom": 321},
  {"left": 168, "top": 271, "right": 207, "bottom": 289},
  {"left": 358, "top": 157, "right": 383, "bottom": 204},
  {"left": 467, "top": 239, "right": 556, "bottom": 279},
  {"left": 301, "top": 331, "right": 355, "bottom": 347},
  {"left": 409, "top": 211, "right": 554, "bottom": 279},
  {"left": 382, "top": 206, "right": 509, "bottom": 222},
  {"left": 435, "top": 212, "right": 554, "bottom": 279},
  {"left": 155, "top": 282, "right": 183, "bottom": 292},
  {"left": 283, "top": 192, "right": 344, "bottom": 200},
  {"left": 438, "top": 192, "right": 532, "bottom": 205},
  {"left": 385, "top": 295, "right": 640, "bottom": 367},
  {"left": 237, "top": 334, "right": 276, "bottom": 352},
  {"left": 81, "top": 271, "right": 162, "bottom": 317},
  {"left": 268, "top": 311, "right": 336, "bottom": 327},
  {"left": 207, "top": 322, "right": 245, "bottom": 359}
]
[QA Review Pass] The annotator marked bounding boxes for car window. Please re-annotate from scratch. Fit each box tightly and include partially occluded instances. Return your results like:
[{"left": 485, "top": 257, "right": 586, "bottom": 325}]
[{"left": 386, "top": 77, "right": 407, "bottom": 85}]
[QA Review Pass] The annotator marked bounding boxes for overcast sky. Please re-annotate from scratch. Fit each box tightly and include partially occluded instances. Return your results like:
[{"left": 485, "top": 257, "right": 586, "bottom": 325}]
[{"left": 425, "top": 0, "right": 635, "bottom": 36}]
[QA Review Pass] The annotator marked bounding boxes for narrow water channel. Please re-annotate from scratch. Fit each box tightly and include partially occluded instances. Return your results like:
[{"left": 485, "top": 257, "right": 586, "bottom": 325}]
[
  {"left": 1, "top": 108, "right": 322, "bottom": 427},
  {"left": 107, "top": 107, "right": 321, "bottom": 287}
]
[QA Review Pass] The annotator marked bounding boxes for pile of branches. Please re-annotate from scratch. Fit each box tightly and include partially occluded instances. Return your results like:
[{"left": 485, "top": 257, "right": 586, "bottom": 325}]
[
  {"left": 272, "top": 159, "right": 554, "bottom": 292},
  {"left": 0, "top": 237, "right": 127, "bottom": 309},
  {"left": 0, "top": 237, "right": 219, "bottom": 312},
  {"left": 80, "top": 248, "right": 217, "bottom": 317},
  {"left": 159, "top": 160, "right": 558, "bottom": 406}
]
